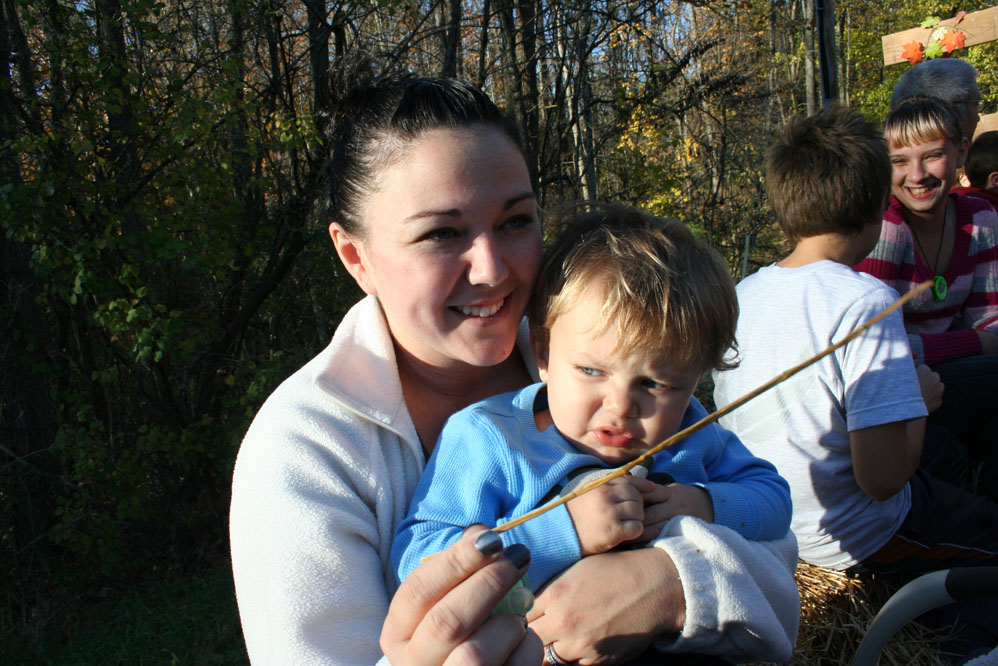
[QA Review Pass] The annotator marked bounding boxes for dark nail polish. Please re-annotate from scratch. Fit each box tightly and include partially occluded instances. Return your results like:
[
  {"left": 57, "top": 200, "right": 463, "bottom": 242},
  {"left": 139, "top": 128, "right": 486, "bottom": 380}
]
[
  {"left": 502, "top": 543, "right": 531, "bottom": 570},
  {"left": 475, "top": 530, "right": 503, "bottom": 556}
]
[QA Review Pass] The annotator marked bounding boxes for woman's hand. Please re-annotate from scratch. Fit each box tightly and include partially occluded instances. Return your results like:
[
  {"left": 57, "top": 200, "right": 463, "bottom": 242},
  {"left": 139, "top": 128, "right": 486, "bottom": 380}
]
[
  {"left": 527, "top": 548, "right": 684, "bottom": 666},
  {"left": 381, "top": 525, "right": 543, "bottom": 666}
]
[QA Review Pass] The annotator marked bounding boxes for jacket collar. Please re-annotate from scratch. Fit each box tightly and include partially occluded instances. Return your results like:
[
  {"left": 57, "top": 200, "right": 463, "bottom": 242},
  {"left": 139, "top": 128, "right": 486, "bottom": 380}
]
[{"left": 319, "top": 295, "right": 538, "bottom": 459}]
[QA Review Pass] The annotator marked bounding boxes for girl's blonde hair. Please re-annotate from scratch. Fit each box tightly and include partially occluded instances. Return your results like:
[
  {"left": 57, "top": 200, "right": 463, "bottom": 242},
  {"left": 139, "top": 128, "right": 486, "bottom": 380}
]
[{"left": 883, "top": 96, "right": 962, "bottom": 150}]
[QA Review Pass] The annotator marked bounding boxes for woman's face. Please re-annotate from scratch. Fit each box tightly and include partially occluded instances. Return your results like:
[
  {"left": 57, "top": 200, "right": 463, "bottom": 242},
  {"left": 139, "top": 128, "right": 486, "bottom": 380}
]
[
  {"left": 889, "top": 136, "right": 966, "bottom": 219},
  {"left": 335, "top": 126, "right": 541, "bottom": 370}
]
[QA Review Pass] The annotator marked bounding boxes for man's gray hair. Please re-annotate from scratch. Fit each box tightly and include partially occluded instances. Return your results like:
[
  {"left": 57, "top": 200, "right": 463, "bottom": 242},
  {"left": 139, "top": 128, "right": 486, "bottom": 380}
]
[{"left": 891, "top": 58, "right": 979, "bottom": 109}]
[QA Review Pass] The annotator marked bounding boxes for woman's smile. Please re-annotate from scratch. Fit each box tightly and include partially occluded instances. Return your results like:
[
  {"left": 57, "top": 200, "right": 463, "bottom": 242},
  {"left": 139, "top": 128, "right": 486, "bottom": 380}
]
[{"left": 352, "top": 126, "right": 541, "bottom": 370}]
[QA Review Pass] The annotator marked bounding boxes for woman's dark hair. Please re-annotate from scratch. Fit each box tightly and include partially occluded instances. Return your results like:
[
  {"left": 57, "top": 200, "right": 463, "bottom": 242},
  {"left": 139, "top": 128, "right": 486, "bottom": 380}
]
[{"left": 326, "top": 77, "right": 523, "bottom": 235}]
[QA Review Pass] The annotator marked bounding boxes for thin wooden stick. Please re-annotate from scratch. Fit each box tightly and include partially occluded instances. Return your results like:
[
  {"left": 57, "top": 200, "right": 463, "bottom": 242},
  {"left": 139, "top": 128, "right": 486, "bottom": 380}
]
[{"left": 493, "top": 279, "right": 933, "bottom": 535}]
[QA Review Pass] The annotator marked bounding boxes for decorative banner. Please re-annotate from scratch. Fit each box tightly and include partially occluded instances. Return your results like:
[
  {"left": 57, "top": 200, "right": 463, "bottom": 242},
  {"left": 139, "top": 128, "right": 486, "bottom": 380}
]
[{"left": 882, "top": 7, "right": 998, "bottom": 66}]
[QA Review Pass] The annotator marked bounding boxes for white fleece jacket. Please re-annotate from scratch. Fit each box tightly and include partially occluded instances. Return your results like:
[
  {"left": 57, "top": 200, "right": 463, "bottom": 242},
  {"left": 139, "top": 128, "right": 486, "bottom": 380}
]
[{"left": 229, "top": 295, "right": 800, "bottom": 665}]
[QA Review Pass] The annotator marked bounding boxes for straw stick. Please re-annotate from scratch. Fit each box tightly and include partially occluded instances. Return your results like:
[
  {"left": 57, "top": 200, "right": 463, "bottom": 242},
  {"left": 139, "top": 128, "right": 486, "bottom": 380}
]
[{"left": 492, "top": 279, "right": 932, "bottom": 535}]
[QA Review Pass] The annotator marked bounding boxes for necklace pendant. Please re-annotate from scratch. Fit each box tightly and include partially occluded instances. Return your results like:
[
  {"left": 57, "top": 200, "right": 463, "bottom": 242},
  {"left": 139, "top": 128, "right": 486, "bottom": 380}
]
[{"left": 932, "top": 275, "right": 948, "bottom": 301}]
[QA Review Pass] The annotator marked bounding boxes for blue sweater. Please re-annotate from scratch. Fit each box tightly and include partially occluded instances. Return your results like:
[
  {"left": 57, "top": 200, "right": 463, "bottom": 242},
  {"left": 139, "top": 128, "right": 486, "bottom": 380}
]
[{"left": 392, "top": 382, "right": 791, "bottom": 590}]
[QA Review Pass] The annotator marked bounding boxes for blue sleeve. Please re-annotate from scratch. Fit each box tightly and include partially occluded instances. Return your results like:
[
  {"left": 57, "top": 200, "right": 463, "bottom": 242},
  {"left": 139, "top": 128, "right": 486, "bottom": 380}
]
[
  {"left": 391, "top": 407, "right": 582, "bottom": 591},
  {"left": 680, "top": 402, "right": 792, "bottom": 541},
  {"left": 391, "top": 410, "right": 516, "bottom": 584},
  {"left": 495, "top": 495, "right": 580, "bottom": 590}
]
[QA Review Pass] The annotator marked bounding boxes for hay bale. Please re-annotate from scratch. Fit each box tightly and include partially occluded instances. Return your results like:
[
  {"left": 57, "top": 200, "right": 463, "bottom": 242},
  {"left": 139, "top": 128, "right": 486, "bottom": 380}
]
[{"left": 774, "top": 561, "right": 952, "bottom": 665}]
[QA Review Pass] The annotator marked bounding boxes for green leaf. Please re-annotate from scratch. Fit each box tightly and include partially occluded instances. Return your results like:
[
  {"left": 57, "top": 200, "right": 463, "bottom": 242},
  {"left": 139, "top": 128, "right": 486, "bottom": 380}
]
[
  {"left": 921, "top": 16, "right": 940, "bottom": 29},
  {"left": 925, "top": 41, "right": 944, "bottom": 59}
]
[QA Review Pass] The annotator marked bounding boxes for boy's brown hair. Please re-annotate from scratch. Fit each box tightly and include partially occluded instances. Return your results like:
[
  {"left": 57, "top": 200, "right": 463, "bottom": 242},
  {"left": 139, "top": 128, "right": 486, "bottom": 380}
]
[
  {"left": 766, "top": 105, "right": 891, "bottom": 243},
  {"left": 528, "top": 203, "right": 738, "bottom": 374},
  {"left": 964, "top": 130, "right": 998, "bottom": 189}
]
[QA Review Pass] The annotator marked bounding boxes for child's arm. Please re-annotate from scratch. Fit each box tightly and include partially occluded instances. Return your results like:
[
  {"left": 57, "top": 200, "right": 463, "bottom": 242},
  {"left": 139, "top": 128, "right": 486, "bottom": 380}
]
[
  {"left": 392, "top": 408, "right": 583, "bottom": 590},
  {"left": 850, "top": 417, "right": 924, "bottom": 501},
  {"left": 565, "top": 475, "right": 646, "bottom": 555},
  {"left": 650, "top": 401, "right": 793, "bottom": 542}
]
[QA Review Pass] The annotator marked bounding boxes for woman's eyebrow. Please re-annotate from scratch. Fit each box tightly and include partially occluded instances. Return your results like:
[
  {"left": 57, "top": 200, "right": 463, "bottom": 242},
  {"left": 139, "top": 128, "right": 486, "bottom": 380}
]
[
  {"left": 404, "top": 191, "right": 536, "bottom": 223},
  {"left": 503, "top": 191, "right": 536, "bottom": 209},
  {"left": 404, "top": 208, "right": 460, "bottom": 223}
]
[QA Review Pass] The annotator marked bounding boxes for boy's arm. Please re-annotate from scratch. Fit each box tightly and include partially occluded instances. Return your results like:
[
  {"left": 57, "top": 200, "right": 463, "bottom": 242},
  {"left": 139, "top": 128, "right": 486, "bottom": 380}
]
[
  {"left": 850, "top": 417, "right": 924, "bottom": 501},
  {"left": 844, "top": 287, "right": 929, "bottom": 501}
]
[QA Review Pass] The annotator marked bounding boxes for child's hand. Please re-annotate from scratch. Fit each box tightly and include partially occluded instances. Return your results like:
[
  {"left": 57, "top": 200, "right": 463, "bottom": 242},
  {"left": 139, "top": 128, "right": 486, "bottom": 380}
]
[
  {"left": 978, "top": 330, "right": 998, "bottom": 355},
  {"left": 634, "top": 480, "right": 714, "bottom": 542},
  {"left": 915, "top": 363, "right": 944, "bottom": 413},
  {"left": 566, "top": 476, "right": 644, "bottom": 556}
]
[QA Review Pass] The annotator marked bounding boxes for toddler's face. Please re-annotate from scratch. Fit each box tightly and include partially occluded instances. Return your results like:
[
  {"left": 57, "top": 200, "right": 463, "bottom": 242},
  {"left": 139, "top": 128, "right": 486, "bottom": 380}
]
[{"left": 533, "top": 289, "right": 701, "bottom": 465}]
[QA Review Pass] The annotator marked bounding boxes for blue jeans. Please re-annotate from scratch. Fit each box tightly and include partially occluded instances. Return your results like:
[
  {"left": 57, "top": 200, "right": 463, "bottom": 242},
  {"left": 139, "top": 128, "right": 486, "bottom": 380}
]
[
  {"left": 930, "top": 354, "right": 998, "bottom": 454},
  {"left": 930, "top": 355, "right": 998, "bottom": 499}
]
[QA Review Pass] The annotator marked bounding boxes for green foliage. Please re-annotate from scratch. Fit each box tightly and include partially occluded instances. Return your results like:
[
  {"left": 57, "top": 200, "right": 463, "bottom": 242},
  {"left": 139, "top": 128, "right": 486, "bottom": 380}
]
[
  {"left": 1, "top": 568, "right": 247, "bottom": 665},
  {"left": 1, "top": 0, "right": 346, "bottom": 649}
]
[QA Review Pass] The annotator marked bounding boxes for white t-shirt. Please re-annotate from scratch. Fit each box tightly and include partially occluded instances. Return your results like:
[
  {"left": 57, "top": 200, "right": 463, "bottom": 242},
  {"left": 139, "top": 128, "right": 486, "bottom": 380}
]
[{"left": 713, "top": 261, "right": 927, "bottom": 570}]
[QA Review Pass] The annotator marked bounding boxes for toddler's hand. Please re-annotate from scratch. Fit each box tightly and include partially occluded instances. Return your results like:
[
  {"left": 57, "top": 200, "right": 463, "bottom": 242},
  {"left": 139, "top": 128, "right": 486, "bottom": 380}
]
[
  {"left": 634, "top": 480, "right": 714, "bottom": 542},
  {"left": 566, "top": 476, "right": 644, "bottom": 556}
]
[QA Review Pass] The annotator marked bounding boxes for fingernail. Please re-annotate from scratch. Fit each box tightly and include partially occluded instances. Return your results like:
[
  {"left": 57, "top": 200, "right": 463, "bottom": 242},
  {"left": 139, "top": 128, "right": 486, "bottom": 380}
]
[
  {"left": 502, "top": 543, "right": 531, "bottom": 570},
  {"left": 475, "top": 530, "right": 503, "bottom": 556}
]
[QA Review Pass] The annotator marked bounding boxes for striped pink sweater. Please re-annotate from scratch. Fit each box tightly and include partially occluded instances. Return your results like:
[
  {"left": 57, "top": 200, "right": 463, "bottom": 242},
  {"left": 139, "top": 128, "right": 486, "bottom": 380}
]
[{"left": 855, "top": 194, "right": 998, "bottom": 366}]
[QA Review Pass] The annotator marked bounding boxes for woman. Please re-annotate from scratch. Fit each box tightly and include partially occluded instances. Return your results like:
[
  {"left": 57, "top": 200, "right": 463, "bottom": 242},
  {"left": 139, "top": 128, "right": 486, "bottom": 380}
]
[
  {"left": 229, "top": 76, "right": 799, "bottom": 666},
  {"left": 856, "top": 96, "right": 998, "bottom": 477}
]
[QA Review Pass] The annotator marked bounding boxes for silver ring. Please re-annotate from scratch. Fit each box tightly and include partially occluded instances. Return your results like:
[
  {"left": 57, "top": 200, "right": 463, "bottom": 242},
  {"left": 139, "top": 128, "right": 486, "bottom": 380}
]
[{"left": 545, "top": 643, "right": 569, "bottom": 666}]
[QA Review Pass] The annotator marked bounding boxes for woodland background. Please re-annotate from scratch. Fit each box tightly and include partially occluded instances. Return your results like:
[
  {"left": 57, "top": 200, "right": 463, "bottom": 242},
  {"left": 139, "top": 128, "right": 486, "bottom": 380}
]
[{"left": 3, "top": 0, "right": 998, "bottom": 663}]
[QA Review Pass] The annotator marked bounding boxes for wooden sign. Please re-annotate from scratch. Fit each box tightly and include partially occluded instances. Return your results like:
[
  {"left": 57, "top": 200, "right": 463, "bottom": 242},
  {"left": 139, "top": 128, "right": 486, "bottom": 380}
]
[
  {"left": 882, "top": 7, "right": 998, "bottom": 66},
  {"left": 975, "top": 113, "right": 998, "bottom": 140}
]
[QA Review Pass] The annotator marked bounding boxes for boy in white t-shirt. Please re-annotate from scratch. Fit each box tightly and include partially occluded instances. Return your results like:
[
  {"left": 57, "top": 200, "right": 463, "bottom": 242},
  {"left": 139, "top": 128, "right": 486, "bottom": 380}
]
[{"left": 712, "top": 105, "right": 998, "bottom": 576}]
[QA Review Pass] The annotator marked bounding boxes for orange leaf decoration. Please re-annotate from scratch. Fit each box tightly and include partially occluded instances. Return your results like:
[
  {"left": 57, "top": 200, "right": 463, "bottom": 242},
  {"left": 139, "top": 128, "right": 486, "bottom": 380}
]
[
  {"left": 939, "top": 30, "right": 966, "bottom": 53},
  {"left": 902, "top": 41, "right": 924, "bottom": 64}
]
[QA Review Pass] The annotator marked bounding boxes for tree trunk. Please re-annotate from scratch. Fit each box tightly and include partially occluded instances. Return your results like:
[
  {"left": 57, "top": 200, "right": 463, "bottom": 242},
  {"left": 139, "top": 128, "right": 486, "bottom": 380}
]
[
  {"left": 304, "top": 0, "right": 331, "bottom": 126},
  {"left": 802, "top": 0, "right": 817, "bottom": 115},
  {"left": 440, "top": 0, "right": 461, "bottom": 78},
  {"left": 95, "top": 0, "right": 143, "bottom": 236}
]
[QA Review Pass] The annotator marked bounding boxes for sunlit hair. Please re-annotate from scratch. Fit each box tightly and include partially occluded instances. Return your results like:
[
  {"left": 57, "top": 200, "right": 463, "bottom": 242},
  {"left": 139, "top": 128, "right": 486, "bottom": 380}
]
[
  {"left": 883, "top": 96, "right": 962, "bottom": 150},
  {"left": 766, "top": 104, "right": 891, "bottom": 242},
  {"left": 964, "top": 131, "right": 998, "bottom": 189},
  {"left": 528, "top": 203, "right": 738, "bottom": 374},
  {"left": 326, "top": 77, "right": 523, "bottom": 236}
]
